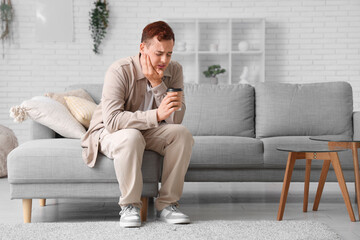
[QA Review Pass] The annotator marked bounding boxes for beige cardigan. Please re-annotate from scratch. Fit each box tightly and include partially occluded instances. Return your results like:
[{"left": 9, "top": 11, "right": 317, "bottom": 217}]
[{"left": 81, "top": 54, "right": 185, "bottom": 167}]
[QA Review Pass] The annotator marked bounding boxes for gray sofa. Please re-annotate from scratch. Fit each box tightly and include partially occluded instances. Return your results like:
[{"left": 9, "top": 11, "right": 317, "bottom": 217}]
[{"left": 8, "top": 81, "right": 359, "bottom": 223}]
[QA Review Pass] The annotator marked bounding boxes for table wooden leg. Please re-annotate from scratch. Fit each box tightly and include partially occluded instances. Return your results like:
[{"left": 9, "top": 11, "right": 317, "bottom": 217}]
[
  {"left": 303, "top": 159, "right": 312, "bottom": 212},
  {"left": 277, "top": 152, "right": 296, "bottom": 221},
  {"left": 351, "top": 142, "right": 360, "bottom": 220},
  {"left": 313, "top": 160, "right": 331, "bottom": 211},
  {"left": 330, "top": 152, "right": 356, "bottom": 222}
]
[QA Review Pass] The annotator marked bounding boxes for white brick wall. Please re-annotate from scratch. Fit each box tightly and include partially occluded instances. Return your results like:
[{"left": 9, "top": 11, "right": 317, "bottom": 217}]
[{"left": 1, "top": 0, "right": 360, "bottom": 143}]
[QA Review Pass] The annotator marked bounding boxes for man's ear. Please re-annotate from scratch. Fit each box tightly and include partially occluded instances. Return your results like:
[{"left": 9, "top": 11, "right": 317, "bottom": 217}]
[{"left": 140, "top": 42, "right": 145, "bottom": 54}]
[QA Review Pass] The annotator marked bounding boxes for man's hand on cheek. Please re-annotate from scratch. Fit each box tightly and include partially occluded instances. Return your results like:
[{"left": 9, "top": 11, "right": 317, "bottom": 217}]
[{"left": 141, "top": 54, "right": 163, "bottom": 87}]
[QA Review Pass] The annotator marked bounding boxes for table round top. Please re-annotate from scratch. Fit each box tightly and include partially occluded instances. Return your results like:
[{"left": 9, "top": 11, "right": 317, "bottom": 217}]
[
  {"left": 277, "top": 144, "right": 348, "bottom": 153},
  {"left": 309, "top": 135, "right": 360, "bottom": 143}
]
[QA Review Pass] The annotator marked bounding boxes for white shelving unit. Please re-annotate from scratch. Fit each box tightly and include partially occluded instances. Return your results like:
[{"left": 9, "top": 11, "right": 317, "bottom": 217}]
[{"left": 167, "top": 18, "right": 265, "bottom": 85}]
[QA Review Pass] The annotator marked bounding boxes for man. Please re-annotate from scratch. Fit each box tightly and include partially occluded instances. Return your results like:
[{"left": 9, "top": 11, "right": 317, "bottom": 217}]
[{"left": 81, "top": 21, "right": 194, "bottom": 228}]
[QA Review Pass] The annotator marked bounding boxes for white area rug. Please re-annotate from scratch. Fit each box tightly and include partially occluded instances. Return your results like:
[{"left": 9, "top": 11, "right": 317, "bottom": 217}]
[{"left": 0, "top": 220, "right": 341, "bottom": 240}]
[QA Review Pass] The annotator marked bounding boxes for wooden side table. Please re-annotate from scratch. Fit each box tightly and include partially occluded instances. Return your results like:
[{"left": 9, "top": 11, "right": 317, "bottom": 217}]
[
  {"left": 310, "top": 136, "right": 360, "bottom": 220},
  {"left": 276, "top": 144, "right": 356, "bottom": 222}
]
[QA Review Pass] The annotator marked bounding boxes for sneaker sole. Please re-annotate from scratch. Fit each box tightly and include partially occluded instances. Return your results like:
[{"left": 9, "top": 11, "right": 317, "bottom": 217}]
[
  {"left": 160, "top": 217, "right": 190, "bottom": 224},
  {"left": 120, "top": 221, "right": 141, "bottom": 228}
]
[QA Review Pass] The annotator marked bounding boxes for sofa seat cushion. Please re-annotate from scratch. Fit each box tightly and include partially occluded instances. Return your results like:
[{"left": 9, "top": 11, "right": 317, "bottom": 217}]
[
  {"left": 7, "top": 139, "right": 161, "bottom": 184},
  {"left": 262, "top": 136, "right": 354, "bottom": 170},
  {"left": 190, "top": 136, "right": 263, "bottom": 168}
]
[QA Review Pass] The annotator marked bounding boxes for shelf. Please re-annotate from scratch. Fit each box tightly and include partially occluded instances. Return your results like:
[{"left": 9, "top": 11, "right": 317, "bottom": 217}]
[
  {"left": 231, "top": 50, "right": 263, "bottom": 55},
  {"left": 167, "top": 18, "right": 265, "bottom": 84},
  {"left": 198, "top": 51, "right": 229, "bottom": 55}
]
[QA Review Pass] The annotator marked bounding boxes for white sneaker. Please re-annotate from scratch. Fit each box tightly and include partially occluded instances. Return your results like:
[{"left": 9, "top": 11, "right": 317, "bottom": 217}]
[
  {"left": 158, "top": 205, "right": 190, "bottom": 224},
  {"left": 119, "top": 205, "right": 141, "bottom": 228}
]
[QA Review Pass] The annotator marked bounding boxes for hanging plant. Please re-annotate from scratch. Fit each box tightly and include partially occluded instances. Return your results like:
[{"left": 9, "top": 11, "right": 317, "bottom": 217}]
[
  {"left": 0, "top": 0, "right": 13, "bottom": 58},
  {"left": 89, "top": 0, "right": 109, "bottom": 54}
]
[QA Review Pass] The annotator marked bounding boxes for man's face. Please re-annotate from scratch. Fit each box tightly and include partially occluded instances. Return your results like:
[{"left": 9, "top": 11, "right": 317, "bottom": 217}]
[{"left": 140, "top": 36, "right": 174, "bottom": 73}]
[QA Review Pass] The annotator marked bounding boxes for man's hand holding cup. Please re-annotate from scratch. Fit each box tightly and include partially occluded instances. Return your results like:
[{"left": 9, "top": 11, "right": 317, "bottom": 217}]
[{"left": 156, "top": 88, "right": 183, "bottom": 122}]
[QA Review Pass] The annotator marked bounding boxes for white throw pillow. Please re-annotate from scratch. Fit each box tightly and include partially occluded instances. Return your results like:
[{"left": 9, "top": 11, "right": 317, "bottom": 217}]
[{"left": 9, "top": 96, "right": 86, "bottom": 139}]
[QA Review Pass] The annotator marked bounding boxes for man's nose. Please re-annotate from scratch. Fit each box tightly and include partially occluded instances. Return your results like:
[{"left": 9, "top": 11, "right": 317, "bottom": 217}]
[{"left": 160, "top": 55, "right": 167, "bottom": 62}]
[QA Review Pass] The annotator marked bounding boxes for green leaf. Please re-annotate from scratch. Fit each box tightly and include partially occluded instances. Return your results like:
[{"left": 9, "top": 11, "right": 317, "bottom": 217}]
[
  {"left": 89, "top": 0, "right": 109, "bottom": 54},
  {"left": 202, "top": 64, "right": 226, "bottom": 78}
]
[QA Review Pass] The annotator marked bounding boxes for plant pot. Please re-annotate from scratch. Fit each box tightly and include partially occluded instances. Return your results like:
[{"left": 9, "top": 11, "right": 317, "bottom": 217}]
[{"left": 209, "top": 77, "right": 218, "bottom": 85}]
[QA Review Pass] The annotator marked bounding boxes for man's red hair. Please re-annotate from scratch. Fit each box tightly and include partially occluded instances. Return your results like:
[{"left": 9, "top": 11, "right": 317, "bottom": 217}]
[{"left": 141, "top": 21, "right": 175, "bottom": 45}]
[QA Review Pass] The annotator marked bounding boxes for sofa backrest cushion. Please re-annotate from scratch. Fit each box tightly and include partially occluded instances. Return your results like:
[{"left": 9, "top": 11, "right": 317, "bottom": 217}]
[
  {"left": 183, "top": 84, "right": 255, "bottom": 137},
  {"left": 67, "top": 83, "right": 256, "bottom": 137},
  {"left": 255, "top": 82, "right": 353, "bottom": 138}
]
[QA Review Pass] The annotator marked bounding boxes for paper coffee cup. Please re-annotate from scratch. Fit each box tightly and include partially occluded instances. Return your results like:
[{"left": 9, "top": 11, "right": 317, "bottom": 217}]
[{"left": 166, "top": 88, "right": 182, "bottom": 111}]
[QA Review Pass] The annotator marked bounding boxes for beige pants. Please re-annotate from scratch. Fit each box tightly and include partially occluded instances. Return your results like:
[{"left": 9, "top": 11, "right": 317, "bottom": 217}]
[{"left": 99, "top": 123, "right": 194, "bottom": 211}]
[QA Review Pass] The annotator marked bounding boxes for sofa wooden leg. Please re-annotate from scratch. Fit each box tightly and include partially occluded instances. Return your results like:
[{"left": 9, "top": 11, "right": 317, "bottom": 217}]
[
  {"left": 22, "top": 199, "right": 32, "bottom": 223},
  {"left": 39, "top": 199, "right": 46, "bottom": 207},
  {"left": 140, "top": 197, "right": 148, "bottom": 222}
]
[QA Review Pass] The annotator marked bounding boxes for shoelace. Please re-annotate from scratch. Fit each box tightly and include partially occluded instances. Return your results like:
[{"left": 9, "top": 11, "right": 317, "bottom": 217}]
[
  {"left": 169, "top": 205, "right": 178, "bottom": 212},
  {"left": 120, "top": 205, "right": 138, "bottom": 215}
]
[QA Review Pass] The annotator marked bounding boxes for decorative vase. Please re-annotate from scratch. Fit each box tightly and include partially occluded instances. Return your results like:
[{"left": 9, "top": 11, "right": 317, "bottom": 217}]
[
  {"left": 238, "top": 41, "right": 249, "bottom": 52},
  {"left": 239, "top": 66, "right": 249, "bottom": 84}
]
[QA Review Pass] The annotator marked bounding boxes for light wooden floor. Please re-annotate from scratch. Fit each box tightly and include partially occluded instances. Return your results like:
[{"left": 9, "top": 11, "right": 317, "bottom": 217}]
[{"left": 1, "top": 178, "right": 360, "bottom": 239}]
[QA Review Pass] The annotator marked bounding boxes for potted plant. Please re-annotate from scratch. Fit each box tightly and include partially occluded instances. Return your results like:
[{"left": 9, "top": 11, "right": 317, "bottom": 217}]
[
  {"left": 203, "top": 65, "right": 226, "bottom": 84},
  {"left": 0, "top": 0, "right": 13, "bottom": 59},
  {"left": 89, "top": 0, "right": 109, "bottom": 54}
]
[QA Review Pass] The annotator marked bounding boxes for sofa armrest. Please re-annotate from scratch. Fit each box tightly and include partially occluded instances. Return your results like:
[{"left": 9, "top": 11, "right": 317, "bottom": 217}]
[
  {"left": 353, "top": 111, "right": 360, "bottom": 139},
  {"left": 30, "top": 121, "right": 56, "bottom": 140}
]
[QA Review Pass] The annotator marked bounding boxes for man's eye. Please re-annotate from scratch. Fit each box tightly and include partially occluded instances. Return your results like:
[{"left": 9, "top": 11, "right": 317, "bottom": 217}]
[
  {"left": 156, "top": 53, "right": 162, "bottom": 56},
  {"left": 167, "top": 53, "right": 172, "bottom": 57}
]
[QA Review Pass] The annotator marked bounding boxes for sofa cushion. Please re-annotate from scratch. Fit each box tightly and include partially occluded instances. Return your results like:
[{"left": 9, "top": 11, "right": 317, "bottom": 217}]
[
  {"left": 45, "top": 88, "right": 95, "bottom": 110},
  {"left": 10, "top": 96, "right": 86, "bottom": 139},
  {"left": 183, "top": 84, "right": 255, "bottom": 137},
  {"left": 262, "top": 136, "right": 354, "bottom": 170},
  {"left": 7, "top": 139, "right": 161, "bottom": 184},
  {"left": 64, "top": 96, "right": 98, "bottom": 128},
  {"left": 67, "top": 83, "right": 256, "bottom": 137},
  {"left": 255, "top": 82, "right": 353, "bottom": 138},
  {"left": 189, "top": 136, "right": 263, "bottom": 168}
]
